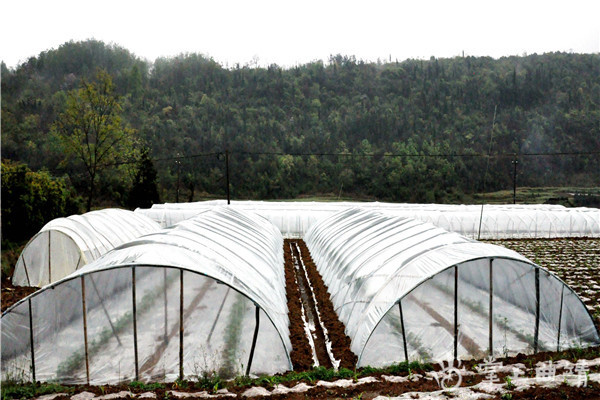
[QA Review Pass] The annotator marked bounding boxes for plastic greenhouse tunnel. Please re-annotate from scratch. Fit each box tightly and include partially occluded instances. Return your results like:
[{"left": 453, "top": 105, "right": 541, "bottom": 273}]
[
  {"left": 304, "top": 208, "right": 600, "bottom": 368},
  {"left": 12, "top": 209, "right": 162, "bottom": 287},
  {"left": 135, "top": 201, "right": 600, "bottom": 239},
  {"left": 1, "top": 207, "right": 291, "bottom": 384}
]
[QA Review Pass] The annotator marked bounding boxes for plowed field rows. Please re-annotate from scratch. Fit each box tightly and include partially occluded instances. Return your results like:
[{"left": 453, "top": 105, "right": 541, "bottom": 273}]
[{"left": 485, "top": 238, "right": 600, "bottom": 329}]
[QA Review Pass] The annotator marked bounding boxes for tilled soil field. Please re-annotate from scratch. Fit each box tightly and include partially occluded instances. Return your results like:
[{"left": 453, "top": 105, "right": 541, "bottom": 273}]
[
  {"left": 486, "top": 238, "right": 600, "bottom": 330},
  {"left": 1, "top": 277, "right": 37, "bottom": 312}
]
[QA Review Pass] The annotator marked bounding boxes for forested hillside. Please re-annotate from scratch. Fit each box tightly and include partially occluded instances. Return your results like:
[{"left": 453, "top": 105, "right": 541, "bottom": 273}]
[{"left": 2, "top": 40, "right": 599, "bottom": 211}]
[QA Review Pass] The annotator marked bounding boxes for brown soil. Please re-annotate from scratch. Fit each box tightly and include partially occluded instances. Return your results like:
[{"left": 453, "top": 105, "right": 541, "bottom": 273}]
[
  {"left": 288, "top": 241, "right": 333, "bottom": 368},
  {"left": 283, "top": 241, "right": 316, "bottom": 370},
  {"left": 294, "top": 239, "right": 358, "bottom": 369},
  {"left": 1, "top": 277, "right": 37, "bottom": 313},
  {"left": 462, "top": 345, "right": 600, "bottom": 373},
  {"left": 506, "top": 382, "right": 600, "bottom": 400},
  {"left": 284, "top": 239, "right": 357, "bottom": 371},
  {"left": 22, "top": 380, "right": 600, "bottom": 400}
]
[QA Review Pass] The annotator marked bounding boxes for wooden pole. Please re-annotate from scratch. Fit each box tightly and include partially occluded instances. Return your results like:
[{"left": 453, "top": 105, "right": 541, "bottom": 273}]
[
  {"left": 398, "top": 301, "right": 409, "bottom": 362},
  {"left": 534, "top": 268, "right": 540, "bottom": 354},
  {"left": 22, "top": 256, "right": 32, "bottom": 287},
  {"left": 132, "top": 267, "right": 139, "bottom": 381},
  {"left": 557, "top": 286, "right": 564, "bottom": 352},
  {"left": 489, "top": 259, "right": 494, "bottom": 357},
  {"left": 48, "top": 231, "right": 52, "bottom": 284},
  {"left": 225, "top": 149, "right": 230, "bottom": 205},
  {"left": 28, "top": 299, "right": 36, "bottom": 382},
  {"left": 454, "top": 266, "right": 459, "bottom": 363},
  {"left": 512, "top": 154, "right": 519, "bottom": 204},
  {"left": 245, "top": 306, "right": 260, "bottom": 376},
  {"left": 179, "top": 269, "right": 184, "bottom": 381},
  {"left": 81, "top": 277, "right": 90, "bottom": 385},
  {"left": 164, "top": 268, "right": 169, "bottom": 343}
]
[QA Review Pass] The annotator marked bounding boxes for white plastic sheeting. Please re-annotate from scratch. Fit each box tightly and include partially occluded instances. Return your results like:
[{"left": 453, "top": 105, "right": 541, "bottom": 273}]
[
  {"left": 12, "top": 209, "right": 161, "bottom": 287},
  {"left": 304, "top": 208, "right": 600, "bottom": 367},
  {"left": 135, "top": 201, "right": 600, "bottom": 239},
  {"left": 1, "top": 207, "right": 291, "bottom": 384}
]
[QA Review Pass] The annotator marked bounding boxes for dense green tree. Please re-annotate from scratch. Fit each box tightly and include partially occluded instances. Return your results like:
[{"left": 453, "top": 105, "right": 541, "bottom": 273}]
[
  {"left": 2, "top": 40, "right": 598, "bottom": 205},
  {"left": 51, "top": 69, "right": 137, "bottom": 211},
  {"left": 128, "top": 148, "right": 160, "bottom": 209},
  {"left": 1, "top": 160, "right": 80, "bottom": 242}
]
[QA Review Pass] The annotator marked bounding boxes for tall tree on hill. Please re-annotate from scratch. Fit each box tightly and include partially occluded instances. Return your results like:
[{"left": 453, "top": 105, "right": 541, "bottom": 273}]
[
  {"left": 128, "top": 148, "right": 160, "bottom": 209},
  {"left": 52, "top": 69, "right": 137, "bottom": 211}
]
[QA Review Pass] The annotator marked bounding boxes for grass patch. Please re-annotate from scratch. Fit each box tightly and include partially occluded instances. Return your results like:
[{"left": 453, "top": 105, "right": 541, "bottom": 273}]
[
  {"left": 128, "top": 381, "right": 165, "bottom": 391},
  {"left": 1, "top": 381, "right": 74, "bottom": 400},
  {"left": 231, "top": 361, "right": 432, "bottom": 389}
]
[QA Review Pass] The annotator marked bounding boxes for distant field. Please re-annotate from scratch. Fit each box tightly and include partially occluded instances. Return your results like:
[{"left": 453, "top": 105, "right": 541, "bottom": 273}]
[
  {"left": 471, "top": 186, "right": 600, "bottom": 207},
  {"left": 487, "top": 237, "right": 600, "bottom": 329},
  {"left": 230, "top": 186, "right": 600, "bottom": 206}
]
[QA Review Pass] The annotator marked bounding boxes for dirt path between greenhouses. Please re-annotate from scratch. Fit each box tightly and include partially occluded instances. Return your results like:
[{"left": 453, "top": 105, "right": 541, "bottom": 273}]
[
  {"left": 284, "top": 240, "right": 332, "bottom": 369},
  {"left": 284, "top": 239, "right": 357, "bottom": 371}
]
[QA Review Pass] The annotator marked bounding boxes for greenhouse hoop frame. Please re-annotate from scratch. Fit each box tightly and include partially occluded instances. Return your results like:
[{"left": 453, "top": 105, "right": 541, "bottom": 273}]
[
  {"left": 358, "top": 256, "right": 600, "bottom": 366},
  {"left": 3, "top": 263, "right": 292, "bottom": 384}
]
